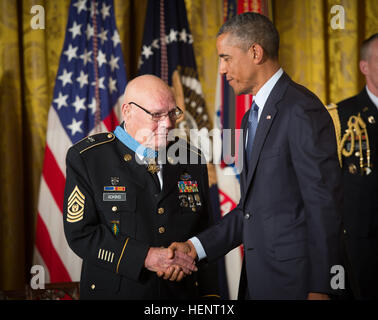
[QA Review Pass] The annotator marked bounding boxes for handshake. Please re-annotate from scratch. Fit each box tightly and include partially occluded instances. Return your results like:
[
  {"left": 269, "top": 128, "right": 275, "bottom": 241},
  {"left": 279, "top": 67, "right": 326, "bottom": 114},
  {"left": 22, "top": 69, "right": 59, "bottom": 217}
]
[{"left": 144, "top": 240, "right": 198, "bottom": 282}]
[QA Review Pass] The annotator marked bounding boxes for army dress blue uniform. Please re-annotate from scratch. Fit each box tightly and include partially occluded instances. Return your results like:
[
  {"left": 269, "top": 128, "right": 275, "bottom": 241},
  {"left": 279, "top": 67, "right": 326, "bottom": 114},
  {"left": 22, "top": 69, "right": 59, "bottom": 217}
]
[
  {"left": 63, "top": 125, "right": 219, "bottom": 299},
  {"left": 328, "top": 87, "right": 378, "bottom": 299}
]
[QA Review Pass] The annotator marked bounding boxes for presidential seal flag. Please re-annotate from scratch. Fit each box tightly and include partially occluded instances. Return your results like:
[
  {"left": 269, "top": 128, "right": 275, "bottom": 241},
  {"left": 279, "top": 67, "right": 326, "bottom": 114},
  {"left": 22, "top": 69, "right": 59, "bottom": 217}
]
[{"left": 34, "top": 0, "right": 127, "bottom": 283}]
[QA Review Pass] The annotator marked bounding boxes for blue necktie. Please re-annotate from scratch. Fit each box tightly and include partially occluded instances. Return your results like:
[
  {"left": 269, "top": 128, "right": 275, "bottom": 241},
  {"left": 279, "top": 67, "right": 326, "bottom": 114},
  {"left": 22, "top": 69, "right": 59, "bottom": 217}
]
[{"left": 246, "top": 102, "right": 259, "bottom": 167}]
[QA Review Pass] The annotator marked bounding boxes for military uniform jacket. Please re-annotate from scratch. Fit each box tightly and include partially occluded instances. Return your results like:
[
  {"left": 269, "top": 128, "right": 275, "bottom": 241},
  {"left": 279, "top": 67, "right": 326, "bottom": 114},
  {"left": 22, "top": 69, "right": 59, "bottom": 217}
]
[
  {"left": 336, "top": 88, "right": 378, "bottom": 237},
  {"left": 63, "top": 132, "right": 219, "bottom": 299}
]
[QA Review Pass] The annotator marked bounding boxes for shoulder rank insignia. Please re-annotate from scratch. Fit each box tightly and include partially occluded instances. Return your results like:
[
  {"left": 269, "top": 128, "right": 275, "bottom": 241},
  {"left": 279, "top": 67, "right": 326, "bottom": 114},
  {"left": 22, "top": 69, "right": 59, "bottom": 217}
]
[
  {"left": 73, "top": 132, "right": 115, "bottom": 154},
  {"left": 67, "top": 185, "right": 85, "bottom": 223}
]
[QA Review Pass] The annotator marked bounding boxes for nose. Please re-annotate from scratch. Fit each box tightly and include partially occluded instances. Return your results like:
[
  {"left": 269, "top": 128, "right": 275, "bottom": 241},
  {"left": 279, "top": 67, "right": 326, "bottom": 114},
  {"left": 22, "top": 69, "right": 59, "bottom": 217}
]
[
  {"left": 219, "top": 59, "right": 227, "bottom": 76},
  {"left": 160, "top": 114, "right": 174, "bottom": 130}
]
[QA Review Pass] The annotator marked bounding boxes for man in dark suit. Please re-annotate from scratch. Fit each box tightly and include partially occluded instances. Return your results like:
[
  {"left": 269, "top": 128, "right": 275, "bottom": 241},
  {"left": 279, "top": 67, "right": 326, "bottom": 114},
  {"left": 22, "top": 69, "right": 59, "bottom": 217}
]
[
  {"left": 166, "top": 12, "right": 343, "bottom": 300},
  {"left": 63, "top": 75, "right": 219, "bottom": 299},
  {"left": 328, "top": 34, "right": 378, "bottom": 299}
]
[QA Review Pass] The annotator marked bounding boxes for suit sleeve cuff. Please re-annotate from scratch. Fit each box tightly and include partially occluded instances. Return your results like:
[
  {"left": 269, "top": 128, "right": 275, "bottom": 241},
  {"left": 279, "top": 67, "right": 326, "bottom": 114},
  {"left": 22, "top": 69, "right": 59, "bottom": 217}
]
[{"left": 189, "top": 236, "right": 207, "bottom": 261}]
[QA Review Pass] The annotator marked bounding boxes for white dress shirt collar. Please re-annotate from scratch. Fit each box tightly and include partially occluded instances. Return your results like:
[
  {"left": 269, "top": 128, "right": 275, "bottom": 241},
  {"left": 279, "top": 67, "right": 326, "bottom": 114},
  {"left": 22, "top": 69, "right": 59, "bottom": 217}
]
[{"left": 253, "top": 68, "right": 284, "bottom": 121}]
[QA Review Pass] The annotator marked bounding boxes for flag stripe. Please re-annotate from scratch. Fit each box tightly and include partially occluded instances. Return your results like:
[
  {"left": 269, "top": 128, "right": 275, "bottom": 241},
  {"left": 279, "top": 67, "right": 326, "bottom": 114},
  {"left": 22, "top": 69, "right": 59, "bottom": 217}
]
[
  {"left": 46, "top": 108, "right": 72, "bottom": 176},
  {"left": 35, "top": 214, "right": 71, "bottom": 282},
  {"left": 42, "top": 145, "right": 66, "bottom": 212}
]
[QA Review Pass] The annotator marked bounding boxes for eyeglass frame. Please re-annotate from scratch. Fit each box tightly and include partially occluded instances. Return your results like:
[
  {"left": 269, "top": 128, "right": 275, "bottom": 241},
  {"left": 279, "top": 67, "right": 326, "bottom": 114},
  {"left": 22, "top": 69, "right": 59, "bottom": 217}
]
[{"left": 127, "top": 101, "right": 183, "bottom": 122}]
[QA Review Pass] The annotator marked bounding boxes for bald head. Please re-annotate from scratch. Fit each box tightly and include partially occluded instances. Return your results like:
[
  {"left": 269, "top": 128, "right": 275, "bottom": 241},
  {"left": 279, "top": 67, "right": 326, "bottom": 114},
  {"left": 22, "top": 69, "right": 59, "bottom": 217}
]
[
  {"left": 123, "top": 75, "right": 175, "bottom": 108},
  {"left": 121, "top": 75, "right": 177, "bottom": 149}
]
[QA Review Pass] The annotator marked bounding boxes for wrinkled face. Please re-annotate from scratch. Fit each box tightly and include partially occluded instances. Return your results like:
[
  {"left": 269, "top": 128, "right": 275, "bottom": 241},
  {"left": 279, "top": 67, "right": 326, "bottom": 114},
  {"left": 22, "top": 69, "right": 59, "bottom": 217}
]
[
  {"left": 217, "top": 33, "right": 257, "bottom": 95},
  {"left": 361, "top": 38, "right": 378, "bottom": 94},
  {"left": 122, "top": 88, "right": 176, "bottom": 150}
]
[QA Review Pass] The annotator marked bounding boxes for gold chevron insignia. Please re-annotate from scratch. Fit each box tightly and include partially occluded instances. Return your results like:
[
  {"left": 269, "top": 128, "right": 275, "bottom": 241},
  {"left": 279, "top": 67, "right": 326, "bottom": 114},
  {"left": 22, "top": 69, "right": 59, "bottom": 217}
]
[{"left": 67, "top": 185, "right": 85, "bottom": 223}]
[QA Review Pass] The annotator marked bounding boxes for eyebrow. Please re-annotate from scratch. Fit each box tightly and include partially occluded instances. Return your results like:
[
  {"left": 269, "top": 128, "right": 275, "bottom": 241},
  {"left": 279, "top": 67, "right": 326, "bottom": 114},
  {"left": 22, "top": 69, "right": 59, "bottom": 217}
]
[{"left": 219, "top": 54, "right": 230, "bottom": 58}]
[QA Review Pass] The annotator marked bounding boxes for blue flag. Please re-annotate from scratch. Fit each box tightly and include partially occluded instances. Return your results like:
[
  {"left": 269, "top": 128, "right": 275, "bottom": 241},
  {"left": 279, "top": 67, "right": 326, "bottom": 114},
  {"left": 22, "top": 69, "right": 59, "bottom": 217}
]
[{"left": 138, "top": 0, "right": 210, "bottom": 131}]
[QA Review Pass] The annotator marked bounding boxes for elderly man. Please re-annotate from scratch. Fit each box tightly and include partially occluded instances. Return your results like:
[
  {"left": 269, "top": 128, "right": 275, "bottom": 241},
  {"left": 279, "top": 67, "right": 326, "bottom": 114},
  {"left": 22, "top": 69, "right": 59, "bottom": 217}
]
[
  {"left": 63, "top": 75, "right": 219, "bottom": 299},
  {"left": 167, "top": 12, "right": 342, "bottom": 300}
]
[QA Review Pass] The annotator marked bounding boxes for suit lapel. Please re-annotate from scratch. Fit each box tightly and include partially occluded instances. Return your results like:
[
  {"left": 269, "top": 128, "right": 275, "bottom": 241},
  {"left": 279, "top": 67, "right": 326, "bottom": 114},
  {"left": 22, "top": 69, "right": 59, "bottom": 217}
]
[
  {"left": 240, "top": 112, "right": 249, "bottom": 199},
  {"left": 245, "top": 73, "right": 290, "bottom": 190}
]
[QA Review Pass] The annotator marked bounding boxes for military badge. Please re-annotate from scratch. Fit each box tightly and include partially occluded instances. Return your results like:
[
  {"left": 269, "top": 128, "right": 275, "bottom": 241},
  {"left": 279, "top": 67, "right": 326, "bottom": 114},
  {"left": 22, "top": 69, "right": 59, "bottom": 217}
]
[
  {"left": 146, "top": 158, "right": 160, "bottom": 174},
  {"left": 104, "top": 186, "right": 126, "bottom": 191},
  {"left": 180, "top": 172, "right": 192, "bottom": 181},
  {"left": 124, "top": 154, "right": 132, "bottom": 162},
  {"left": 111, "top": 177, "right": 120, "bottom": 186},
  {"left": 179, "top": 195, "right": 189, "bottom": 207},
  {"left": 110, "top": 220, "right": 120, "bottom": 236},
  {"left": 177, "top": 180, "right": 199, "bottom": 193},
  {"left": 194, "top": 194, "right": 202, "bottom": 206},
  {"left": 67, "top": 185, "right": 85, "bottom": 223},
  {"left": 187, "top": 194, "right": 195, "bottom": 207}
]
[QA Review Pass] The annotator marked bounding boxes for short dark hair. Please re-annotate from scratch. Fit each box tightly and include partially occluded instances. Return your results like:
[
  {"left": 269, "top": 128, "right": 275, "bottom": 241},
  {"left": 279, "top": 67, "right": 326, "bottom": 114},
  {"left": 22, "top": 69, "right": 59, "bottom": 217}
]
[
  {"left": 217, "top": 12, "right": 279, "bottom": 59},
  {"left": 360, "top": 33, "right": 378, "bottom": 61}
]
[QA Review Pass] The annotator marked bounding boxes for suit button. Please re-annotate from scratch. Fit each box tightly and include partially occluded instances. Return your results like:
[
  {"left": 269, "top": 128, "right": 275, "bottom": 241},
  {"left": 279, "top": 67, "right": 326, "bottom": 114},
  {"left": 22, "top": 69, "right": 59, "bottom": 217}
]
[
  {"left": 157, "top": 207, "right": 165, "bottom": 215},
  {"left": 244, "top": 213, "right": 250, "bottom": 220},
  {"left": 91, "top": 284, "right": 95, "bottom": 290},
  {"left": 344, "top": 229, "right": 347, "bottom": 234},
  {"left": 158, "top": 226, "right": 165, "bottom": 234},
  {"left": 112, "top": 206, "right": 118, "bottom": 212}
]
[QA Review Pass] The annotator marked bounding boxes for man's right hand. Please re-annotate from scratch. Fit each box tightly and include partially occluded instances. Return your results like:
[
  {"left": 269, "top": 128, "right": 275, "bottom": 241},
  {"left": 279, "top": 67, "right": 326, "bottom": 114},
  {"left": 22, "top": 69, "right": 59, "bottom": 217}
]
[
  {"left": 155, "top": 240, "right": 198, "bottom": 281},
  {"left": 144, "top": 247, "right": 197, "bottom": 281}
]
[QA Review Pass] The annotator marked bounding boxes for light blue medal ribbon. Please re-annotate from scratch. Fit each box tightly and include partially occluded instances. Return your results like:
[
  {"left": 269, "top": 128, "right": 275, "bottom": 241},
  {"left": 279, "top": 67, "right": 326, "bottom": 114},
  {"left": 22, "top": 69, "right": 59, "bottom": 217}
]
[{"left": 113, "top": 125, "right": 157, "bottom": 159}]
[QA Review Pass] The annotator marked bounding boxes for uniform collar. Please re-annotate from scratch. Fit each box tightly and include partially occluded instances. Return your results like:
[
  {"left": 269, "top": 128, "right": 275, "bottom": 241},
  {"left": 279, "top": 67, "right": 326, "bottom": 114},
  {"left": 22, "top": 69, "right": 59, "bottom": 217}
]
[{"left": 366, "top": 85, "right": 378, "bottom": 110}]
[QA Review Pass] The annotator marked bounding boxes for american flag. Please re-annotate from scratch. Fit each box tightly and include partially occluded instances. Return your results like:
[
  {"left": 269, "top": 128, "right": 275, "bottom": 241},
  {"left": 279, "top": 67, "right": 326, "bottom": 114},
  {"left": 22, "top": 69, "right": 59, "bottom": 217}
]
[
  {"left": 214, "top": 0, "right": 270, "bottom": 299},
  {"left": 34, "top": 0, "right": 127, "bottom": 283}
]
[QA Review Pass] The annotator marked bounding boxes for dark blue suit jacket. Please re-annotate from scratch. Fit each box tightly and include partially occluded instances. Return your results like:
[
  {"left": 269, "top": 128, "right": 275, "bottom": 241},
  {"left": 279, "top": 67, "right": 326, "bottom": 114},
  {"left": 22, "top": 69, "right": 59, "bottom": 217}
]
[{"left": 197, "top": 72, "right": 342, "bottom": 299}]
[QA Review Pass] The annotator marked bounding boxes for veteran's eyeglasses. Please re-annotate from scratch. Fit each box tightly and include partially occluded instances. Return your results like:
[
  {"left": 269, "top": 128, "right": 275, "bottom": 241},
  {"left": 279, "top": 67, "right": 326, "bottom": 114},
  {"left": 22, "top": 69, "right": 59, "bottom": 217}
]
[{"left": 128, "top": 102, "right": 183, "bottom": 122}]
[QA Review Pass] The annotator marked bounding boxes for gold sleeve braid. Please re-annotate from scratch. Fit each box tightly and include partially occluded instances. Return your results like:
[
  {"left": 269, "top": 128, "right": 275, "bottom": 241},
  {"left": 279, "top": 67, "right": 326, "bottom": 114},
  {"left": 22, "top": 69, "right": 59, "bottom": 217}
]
[
  {"left": 326, "top": 103, "right": 342, "bottom": 167},
  {"left": 339, "top": 113, "right": 371, "bottom": 174}
]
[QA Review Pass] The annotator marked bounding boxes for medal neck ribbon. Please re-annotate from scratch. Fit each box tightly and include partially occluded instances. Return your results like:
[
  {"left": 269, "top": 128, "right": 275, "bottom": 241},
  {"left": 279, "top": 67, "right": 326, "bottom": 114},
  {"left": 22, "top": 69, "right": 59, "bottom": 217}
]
[{"left": 114, "top": 124, "right": 157, "bottom": 159}]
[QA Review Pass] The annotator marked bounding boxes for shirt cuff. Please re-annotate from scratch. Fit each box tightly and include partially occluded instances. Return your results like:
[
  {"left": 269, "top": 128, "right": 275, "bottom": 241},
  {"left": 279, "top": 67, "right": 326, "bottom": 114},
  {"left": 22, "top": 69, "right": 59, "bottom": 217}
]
[{"left": 189, "top": 236, "right": 207, "bottom": 261}]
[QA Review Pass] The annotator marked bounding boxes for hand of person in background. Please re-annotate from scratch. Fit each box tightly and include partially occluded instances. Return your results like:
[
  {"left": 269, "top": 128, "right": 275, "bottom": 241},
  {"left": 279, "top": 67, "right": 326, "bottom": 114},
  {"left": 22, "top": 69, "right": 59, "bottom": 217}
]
[{"left": 145, "top": 247, "right": 197, "bottom": 281}]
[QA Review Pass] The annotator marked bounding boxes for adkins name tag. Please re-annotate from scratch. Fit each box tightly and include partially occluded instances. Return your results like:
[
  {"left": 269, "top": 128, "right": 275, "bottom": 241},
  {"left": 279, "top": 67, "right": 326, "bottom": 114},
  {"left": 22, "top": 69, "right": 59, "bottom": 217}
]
[{"left": 103, "top": 193, "right": 126, "bottom": 201}]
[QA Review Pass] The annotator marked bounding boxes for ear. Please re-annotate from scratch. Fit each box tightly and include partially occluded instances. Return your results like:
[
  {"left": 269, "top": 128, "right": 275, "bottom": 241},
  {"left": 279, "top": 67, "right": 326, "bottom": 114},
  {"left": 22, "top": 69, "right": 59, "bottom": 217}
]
[
  {"left": 121, "top": 103, "right": 129, "bottom": 121},
  {"left": 249, "top": 43, "right": 264, "bottom": 64},
  {"left": 359, "top": 60, "right": 368, "bottom": 76}
]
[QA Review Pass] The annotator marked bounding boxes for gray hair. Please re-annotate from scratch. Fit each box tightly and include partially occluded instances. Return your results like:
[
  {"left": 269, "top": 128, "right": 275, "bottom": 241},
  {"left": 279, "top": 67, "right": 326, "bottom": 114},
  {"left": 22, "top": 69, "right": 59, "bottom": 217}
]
[
  {"left": 360, "top": 33, "right": 378, "bottom": 61},
  {"left": 217, "top": 12, "right": 279, "bottom": 59}
]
